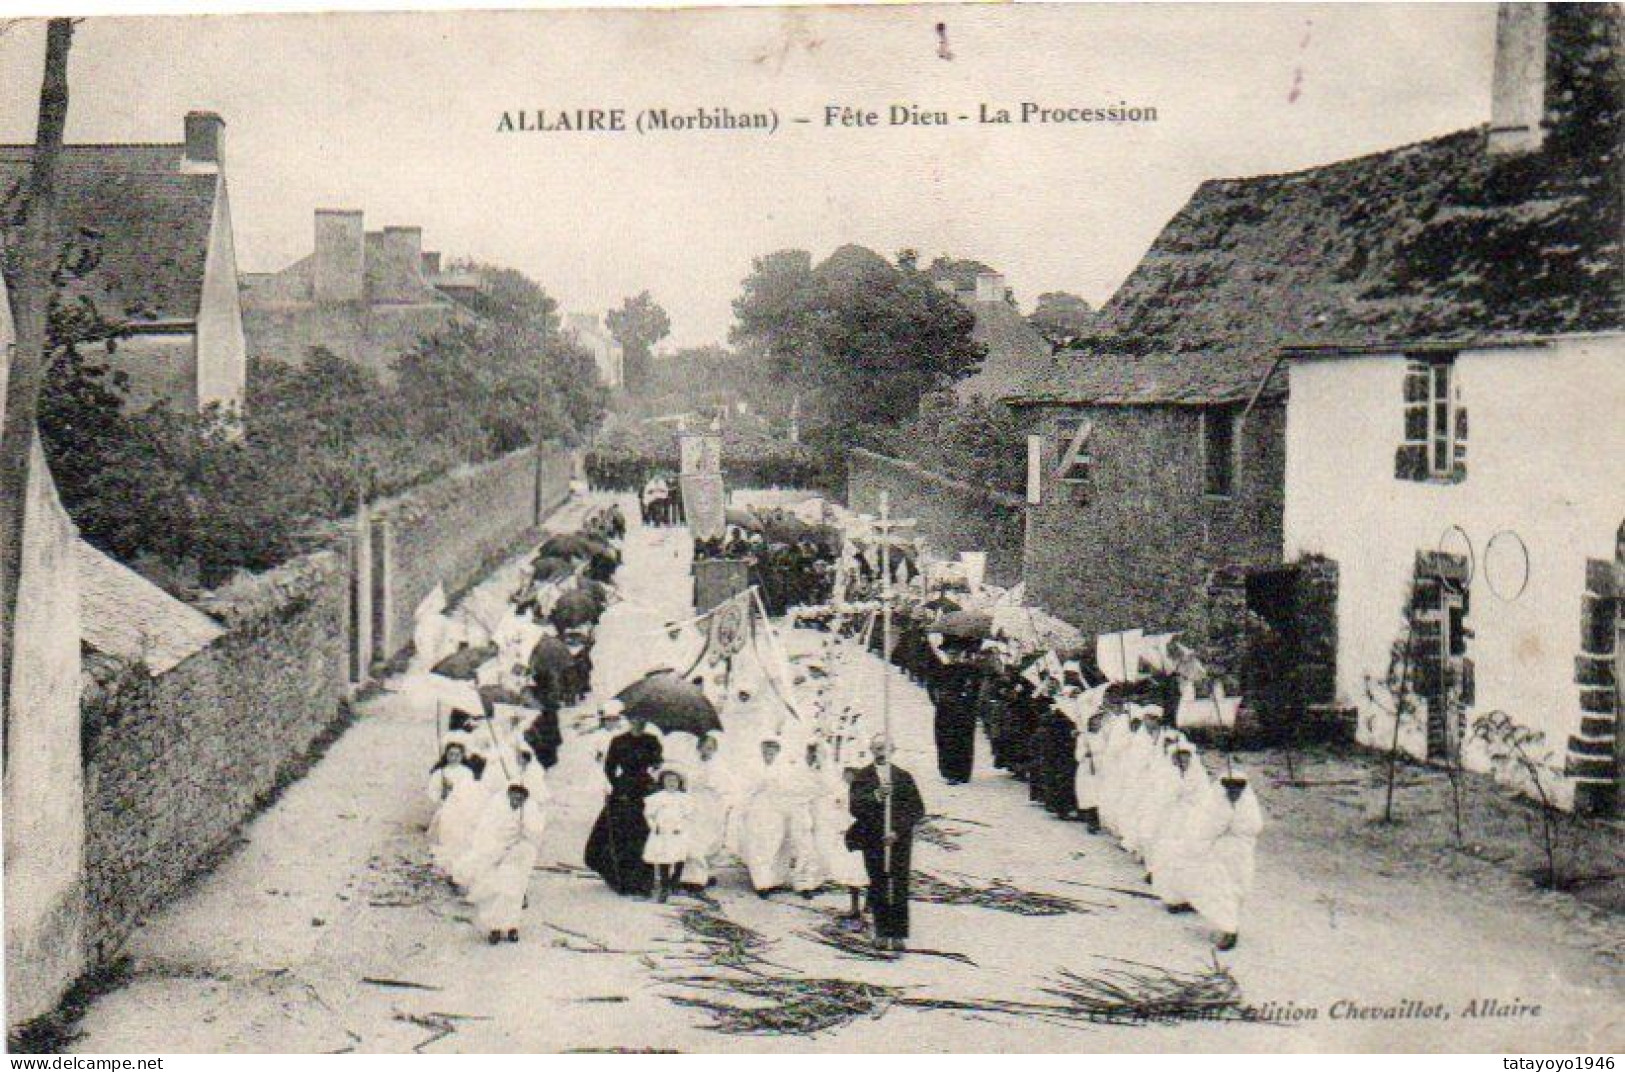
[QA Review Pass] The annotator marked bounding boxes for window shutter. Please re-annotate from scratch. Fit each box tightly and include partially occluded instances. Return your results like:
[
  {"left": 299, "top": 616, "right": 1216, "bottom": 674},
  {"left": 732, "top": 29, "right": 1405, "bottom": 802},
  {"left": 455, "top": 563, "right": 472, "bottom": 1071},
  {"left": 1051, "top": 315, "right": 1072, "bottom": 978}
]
[
  {"left": 1026, "top": 434, "right": 1044, "bottom": 505},
  {"left": 1054, "top": 419, "right": 1094, "bottom": 480}
]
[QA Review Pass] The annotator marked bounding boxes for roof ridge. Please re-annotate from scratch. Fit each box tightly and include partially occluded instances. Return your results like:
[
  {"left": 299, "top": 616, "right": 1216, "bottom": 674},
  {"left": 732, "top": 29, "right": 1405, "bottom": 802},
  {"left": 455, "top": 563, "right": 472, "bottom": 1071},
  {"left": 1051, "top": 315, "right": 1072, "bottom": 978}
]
[{"left": 1200, "top": 125, "right": 1482, "bottom": 190}]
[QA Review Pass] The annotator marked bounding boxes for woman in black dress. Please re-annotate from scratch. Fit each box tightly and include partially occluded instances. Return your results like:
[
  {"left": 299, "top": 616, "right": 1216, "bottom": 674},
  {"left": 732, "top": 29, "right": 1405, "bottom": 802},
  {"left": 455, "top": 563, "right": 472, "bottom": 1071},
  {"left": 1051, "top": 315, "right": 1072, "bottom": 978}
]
[{"left": 584, "top": 712, "right": 663, "bottom": 896}]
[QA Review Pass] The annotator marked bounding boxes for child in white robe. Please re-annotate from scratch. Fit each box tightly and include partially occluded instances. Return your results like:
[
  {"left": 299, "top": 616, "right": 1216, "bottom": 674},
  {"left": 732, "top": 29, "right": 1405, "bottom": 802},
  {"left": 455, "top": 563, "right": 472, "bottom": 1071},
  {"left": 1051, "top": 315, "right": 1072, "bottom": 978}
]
[
  {"left": 684, "top": 735, "right": 733, "bottom": 887},
  {"left": 739, "top": 738, "right": 797, "bottom": 895},
  {"left": 1148, "top": 747, "right": 1209, "bottom": 910},
  {"left": 1189, "top": 772, "right": 1265, "bottom": 950},
  {"left": 644, "top": 769, "right": 695, "bottom": 902},
  {"left": 817, "top": 767, "right": 870, "bottom": 918},
  {"left": 464, "top": 784, "right": 548, "bottom": 943},
  {"left": 427, "top": 743, "right": 488, "bottom": 888}
]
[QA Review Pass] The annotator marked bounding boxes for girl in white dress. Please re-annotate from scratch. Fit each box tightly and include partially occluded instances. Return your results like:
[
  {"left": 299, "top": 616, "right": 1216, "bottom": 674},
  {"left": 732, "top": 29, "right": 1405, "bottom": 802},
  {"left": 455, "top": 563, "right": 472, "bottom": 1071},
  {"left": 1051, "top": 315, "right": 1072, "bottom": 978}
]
[
  {"left": 816, "top": 766, "right": 870, "bottom": 918},
  {"left": 643, "top": 769, "right": 694, "bottom": 902},
  {"left": 427, "top": 742, "right": 488, "bottom": 889},
  {"left": 464, "top": 784, "right": 548, "bottom": 943}
]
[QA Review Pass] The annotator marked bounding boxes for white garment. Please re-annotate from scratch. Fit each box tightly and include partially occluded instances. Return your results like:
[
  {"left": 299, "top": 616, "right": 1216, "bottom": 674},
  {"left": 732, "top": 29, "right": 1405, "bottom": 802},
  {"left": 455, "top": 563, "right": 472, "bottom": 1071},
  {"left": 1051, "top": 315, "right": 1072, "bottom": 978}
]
[
  {"left": 1189, "top": 783, "right": 1265, "bottom": 935},
  {"left": 739, "top": 759, "right": 799, "bottom": 891},
  {"left": 814, "top": 779, "right": 867, "bottom": 888},
  {"left": 643, "top": 790, "right": 695, "bottom": 865},
  {"left": 427, "top": 765, "right": 488, "bottom": 886},
  {"left": 464, "top": 797, "right": 548, "bottom": 932},
  {"left": 514, "top": 760, "right": 551, "bottom": 806},
  {"left": 684, "top": 759, "right": 737, "bottom": 884},
  {"left": 1148, "top": 762, "right": 1211, "bottom": 905}
]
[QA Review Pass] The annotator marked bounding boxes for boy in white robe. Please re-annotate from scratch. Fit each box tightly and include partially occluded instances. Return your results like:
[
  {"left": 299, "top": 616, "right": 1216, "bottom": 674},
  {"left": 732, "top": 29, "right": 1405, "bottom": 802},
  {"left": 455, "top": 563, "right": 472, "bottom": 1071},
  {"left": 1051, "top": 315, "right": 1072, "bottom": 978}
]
[
  {"left": 817, "top": 767, "right": 870, "bottom": 918},
  {"left": 1189, "top": 772, "right": 1265, "bottom": 950},
  {"left": 464, "top": 784, "right": 548, "bottom": 943}
]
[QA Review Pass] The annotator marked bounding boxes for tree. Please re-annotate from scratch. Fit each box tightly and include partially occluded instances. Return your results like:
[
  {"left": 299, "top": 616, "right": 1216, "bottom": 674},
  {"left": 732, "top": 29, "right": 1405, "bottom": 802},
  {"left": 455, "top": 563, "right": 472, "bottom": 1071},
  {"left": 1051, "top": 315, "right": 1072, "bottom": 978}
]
[
  {"left": 730, "top": 246, "right": 984, "bottom": 448},
  {"left": 1028, "top": 291, "right": 1095, "bottom": 347},
  {"left": 1, "top": 17, "right": 72, "bottom": 734},
  {"left": 605, "top": 291, "right": 671, "bottom": 395},
  {"left": 1471, "top": 710, "right": 1567, "bottom": 890}
]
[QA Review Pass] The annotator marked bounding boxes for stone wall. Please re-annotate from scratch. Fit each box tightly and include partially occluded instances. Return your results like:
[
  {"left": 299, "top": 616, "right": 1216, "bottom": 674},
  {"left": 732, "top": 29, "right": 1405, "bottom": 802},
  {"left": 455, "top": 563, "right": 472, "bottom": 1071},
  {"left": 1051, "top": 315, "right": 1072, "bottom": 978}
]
[
  {"left": 77, "top": 443, "right": 574, "bottom": 967},
  {"left": 379, "top": 446, "right": 572, "bottom": 659},
  {"left": 1021, "top": 402, "right": 1286, "bottom": 639},
  {"left": 846, "top": 448, "right": 1026, "bottom": 587},
  {"left": 80, "top": 550, "right": 350, "bottom": 962}
]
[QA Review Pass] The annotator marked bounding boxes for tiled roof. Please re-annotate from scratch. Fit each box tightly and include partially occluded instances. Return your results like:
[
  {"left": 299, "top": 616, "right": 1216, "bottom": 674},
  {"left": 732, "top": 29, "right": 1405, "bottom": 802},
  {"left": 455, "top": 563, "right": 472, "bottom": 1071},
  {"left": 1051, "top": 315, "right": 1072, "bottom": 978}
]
[
  {"left": 1008, "top": 114, "right": 1622, "bottom": 406},
  {"left": 954, "top": 298, "right": 1054, "bottom": 400},
  {"left": 76, "top": 539, "right": 223, "bottom": 674},
  {"left": 0, "top": 143, "right": 219, "bottom": 325}
]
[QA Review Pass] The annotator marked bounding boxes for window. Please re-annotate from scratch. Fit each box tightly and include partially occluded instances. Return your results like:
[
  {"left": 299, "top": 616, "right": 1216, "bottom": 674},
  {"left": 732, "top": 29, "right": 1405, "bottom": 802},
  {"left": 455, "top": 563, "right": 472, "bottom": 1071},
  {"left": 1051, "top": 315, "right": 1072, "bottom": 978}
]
[
  {"left": 1202, "top": 408, "right": 1236, "bottom": 498},
  {"left": 1396, "top": 352, "right": 1467, "bottom": 484},
  {"left": 1427, "top": 359, "right": 1454, "bottom": 477},
  {"left": 1054, "top": 417, "right": 1093, "bottom": 484}
]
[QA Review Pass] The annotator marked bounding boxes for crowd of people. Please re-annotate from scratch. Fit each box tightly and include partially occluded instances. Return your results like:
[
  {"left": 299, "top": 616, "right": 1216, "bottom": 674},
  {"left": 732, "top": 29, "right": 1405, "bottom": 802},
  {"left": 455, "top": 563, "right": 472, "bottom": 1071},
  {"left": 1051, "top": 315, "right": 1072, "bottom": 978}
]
[{"left": 882, "top": 616, "right": 1265, "bottom": 951}]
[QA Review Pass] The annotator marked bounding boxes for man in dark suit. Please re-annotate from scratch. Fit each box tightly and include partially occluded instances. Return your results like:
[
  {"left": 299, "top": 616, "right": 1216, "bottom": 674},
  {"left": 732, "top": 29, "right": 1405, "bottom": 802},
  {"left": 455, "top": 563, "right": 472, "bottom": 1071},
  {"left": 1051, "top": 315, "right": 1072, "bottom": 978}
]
[{"left": 847, "top": 734, "right": 925, "bottom": 952}]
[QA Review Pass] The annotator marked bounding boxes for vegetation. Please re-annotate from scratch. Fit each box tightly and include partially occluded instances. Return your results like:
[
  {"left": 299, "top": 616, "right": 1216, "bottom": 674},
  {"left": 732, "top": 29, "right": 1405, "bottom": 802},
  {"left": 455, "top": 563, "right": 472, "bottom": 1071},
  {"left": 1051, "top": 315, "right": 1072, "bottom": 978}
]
[
  {"left": 38, "top": 266, "right": 606, "bottom": 595},
  {"left": 606, "top": 290, "right": 672, "bottom": 395},
  {"left": 729, "top": 245, "right": 984, "bottom": 451}
]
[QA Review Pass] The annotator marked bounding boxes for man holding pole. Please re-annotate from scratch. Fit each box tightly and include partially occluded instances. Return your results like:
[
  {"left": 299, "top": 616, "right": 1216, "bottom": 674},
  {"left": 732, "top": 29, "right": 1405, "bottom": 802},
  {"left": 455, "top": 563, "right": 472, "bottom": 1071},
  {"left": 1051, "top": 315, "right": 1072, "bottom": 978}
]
[{"left": 847, "top": 733, "right": 924, "bottom": 952}]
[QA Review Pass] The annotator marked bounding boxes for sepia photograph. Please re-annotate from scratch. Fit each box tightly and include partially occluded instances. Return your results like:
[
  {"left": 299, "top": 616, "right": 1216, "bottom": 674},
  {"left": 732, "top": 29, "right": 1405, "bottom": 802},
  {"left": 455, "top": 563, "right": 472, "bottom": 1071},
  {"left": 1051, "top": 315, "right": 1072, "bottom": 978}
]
[{"left": 0, "top": 0, "right": 1620, "bottom": 1057}]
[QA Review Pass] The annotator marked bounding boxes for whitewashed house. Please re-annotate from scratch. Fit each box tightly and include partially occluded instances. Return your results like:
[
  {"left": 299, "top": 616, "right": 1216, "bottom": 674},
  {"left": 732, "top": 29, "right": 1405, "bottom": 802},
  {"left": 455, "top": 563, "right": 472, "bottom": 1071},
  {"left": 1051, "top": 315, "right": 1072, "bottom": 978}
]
[{"left": 1282, "top": 4, "right": 1623, "bottom": 812}]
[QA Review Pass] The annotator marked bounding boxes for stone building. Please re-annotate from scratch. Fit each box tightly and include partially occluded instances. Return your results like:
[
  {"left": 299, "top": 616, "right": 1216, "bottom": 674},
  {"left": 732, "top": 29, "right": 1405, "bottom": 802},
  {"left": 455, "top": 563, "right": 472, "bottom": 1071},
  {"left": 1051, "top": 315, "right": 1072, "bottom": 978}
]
[
  {"left": 1281, "top": 3, "right": 1623, "bottom": 812},
  {"left": 565, "top": 311, "right": 625, "bottom": 390},
  {"left": 0, "top": 110, "right": 248, "bottom": 413},
  {"left": 943, "top": 271, "right": 1054, "bottom": 402},
  {"left": 240, "top": 210, "right": 479, "bottom": 377}
]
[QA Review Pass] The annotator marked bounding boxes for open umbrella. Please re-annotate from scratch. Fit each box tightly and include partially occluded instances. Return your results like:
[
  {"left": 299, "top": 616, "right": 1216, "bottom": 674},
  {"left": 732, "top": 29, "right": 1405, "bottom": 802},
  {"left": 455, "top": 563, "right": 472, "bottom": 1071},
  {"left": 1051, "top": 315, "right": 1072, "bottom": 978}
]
[
  {"left": 529, "top": 555, "right": 577, "bottom": 582},
  {"left": 431, "top": 642, "right": 499, "bottom": 681},
  {"left": 932, "top": 609, "right": 993, "bottom": 641},
  {"left": 550, "top": 588, "right": 601, "bottom": 630},
  {"left": 614, "top": 670, "right": 722, "bottom": 736},
  {"left": 539, "top": 532, "right": 601, "bottom": 560}
]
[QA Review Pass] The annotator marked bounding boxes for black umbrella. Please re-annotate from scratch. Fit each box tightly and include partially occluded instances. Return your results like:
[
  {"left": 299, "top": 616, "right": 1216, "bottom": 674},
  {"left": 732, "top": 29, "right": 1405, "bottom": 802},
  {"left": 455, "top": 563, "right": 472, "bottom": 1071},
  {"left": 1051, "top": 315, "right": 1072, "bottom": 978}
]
[
  {"left": 431, "top": 642, "right": 499, "bottom": 681},
  {"left": 932, "top": 609, "right": 993, "bottom": 640},
  {"left": 550, "top": 588, "right": 601, "bottom": 630},
  {"left": 539, "top": 533, "right": 599, "bottom": 560},
  {"left": 530, "top": 555, "right": 577, "bottom": 582},
  {"left": 526, "top": 636, "right": 574, "bottom": 678},
  {"left": 613, "top": 670, "right": 722, "bottom": 736}
]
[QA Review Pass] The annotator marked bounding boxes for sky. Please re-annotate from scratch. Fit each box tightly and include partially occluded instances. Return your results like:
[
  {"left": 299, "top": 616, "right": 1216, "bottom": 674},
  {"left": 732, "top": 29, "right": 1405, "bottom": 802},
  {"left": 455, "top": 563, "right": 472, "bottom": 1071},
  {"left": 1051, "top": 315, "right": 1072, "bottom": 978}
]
[{"left": 0, "top": 4, "right": 1498, "bottom": 349}]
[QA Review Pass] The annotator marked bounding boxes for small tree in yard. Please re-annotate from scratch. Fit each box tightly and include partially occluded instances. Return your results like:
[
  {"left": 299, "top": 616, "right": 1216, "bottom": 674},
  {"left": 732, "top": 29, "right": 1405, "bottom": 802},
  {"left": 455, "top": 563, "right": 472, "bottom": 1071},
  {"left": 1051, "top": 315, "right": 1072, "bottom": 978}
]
[
  {"left": 1362, "top": 615, "right": 1425, "bottom": 824},
  {"left": 1470, "top": 710, "right": 1568, "bottom": 890}
]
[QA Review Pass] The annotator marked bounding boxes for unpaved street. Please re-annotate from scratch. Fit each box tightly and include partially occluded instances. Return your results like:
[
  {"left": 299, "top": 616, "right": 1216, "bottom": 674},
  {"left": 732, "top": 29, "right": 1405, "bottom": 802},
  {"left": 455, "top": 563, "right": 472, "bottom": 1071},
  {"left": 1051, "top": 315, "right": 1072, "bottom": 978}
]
[{"left": 69, "top": 498, "right": 1621, "bottom": 1053}]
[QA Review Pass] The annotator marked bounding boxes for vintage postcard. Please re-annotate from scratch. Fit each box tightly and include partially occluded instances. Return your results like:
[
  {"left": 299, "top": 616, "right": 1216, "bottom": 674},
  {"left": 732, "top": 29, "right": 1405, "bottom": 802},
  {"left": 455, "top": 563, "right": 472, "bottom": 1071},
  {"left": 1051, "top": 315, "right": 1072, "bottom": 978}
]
[{"left": 0, "top": 1, "right": 1620, "bottom": 1057}]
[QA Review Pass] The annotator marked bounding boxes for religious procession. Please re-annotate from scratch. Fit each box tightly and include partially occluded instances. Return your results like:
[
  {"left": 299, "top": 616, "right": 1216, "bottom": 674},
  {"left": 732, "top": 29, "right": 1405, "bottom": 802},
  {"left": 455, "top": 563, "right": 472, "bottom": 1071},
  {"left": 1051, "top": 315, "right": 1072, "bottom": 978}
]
[{"left": 413, "top": 449, "right": 1262, "bottom": 958}]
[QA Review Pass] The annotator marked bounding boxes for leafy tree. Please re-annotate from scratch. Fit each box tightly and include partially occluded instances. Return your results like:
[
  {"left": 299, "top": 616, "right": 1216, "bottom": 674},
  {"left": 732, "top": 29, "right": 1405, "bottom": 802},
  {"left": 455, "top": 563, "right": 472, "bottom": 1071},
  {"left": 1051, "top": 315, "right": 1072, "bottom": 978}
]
[
  {"left": 730, "top": 246, "right": 984, "bottom": 448},
  {"left": 883, "top": 393, "right": 1028, "bottom": 496},
  {"left": 1029, "top": 291, "right": 1095, "bottom": 346},
  {"left": 605, "top": 291, "right": 671, "bottom": 395}
]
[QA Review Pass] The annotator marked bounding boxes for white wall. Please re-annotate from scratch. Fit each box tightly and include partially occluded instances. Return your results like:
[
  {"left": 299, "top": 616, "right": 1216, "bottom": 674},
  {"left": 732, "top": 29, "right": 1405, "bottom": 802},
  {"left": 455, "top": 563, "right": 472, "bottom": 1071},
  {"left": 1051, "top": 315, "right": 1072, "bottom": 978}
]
[
  {"left": 195, "top": 174, "right": 248, "bottom": 413},
  {"left": 3, "top": 440, "right": 87, "bottom": 1027},
  {"left": 1284, "top": 335, "right": 1624, "bottom": 806}
]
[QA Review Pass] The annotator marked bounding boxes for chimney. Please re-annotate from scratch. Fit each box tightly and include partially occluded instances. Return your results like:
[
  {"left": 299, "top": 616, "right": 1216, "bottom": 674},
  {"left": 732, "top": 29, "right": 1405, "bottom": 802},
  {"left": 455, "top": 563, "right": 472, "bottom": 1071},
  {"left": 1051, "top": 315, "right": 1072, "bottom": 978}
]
[
  {"left": 182, "top": 110, "right": 225, "bottom": 169},
  {"left": 973, "top": 271, "right": 1007, "bottom": 304},
  {"left": 313, "top": 209, "right": 365, "bottom": 304},
  {"left": 421, "top": 250, "right": 442, "bottom": 277},
  {"left": 1489, "top": 3, "right": 1550, "bottom": 155}
]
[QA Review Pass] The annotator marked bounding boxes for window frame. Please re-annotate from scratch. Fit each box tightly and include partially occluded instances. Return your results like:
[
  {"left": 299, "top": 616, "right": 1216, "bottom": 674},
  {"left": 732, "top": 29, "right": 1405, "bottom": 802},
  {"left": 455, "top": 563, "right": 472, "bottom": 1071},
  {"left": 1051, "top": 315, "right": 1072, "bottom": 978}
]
[
  {"left": 1426, "top": 357, "right": 1456, "bottom": 479},
  {"left": 1053, "top": 416, "right": 1093, "bottom": 485}
]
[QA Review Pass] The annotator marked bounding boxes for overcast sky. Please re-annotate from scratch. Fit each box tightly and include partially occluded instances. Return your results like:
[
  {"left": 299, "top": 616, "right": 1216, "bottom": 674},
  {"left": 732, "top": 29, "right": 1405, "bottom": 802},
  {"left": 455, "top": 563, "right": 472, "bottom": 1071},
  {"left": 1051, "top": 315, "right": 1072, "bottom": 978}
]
[{"left": 0, "top": 4, "right": 1497, "bottom": 349}]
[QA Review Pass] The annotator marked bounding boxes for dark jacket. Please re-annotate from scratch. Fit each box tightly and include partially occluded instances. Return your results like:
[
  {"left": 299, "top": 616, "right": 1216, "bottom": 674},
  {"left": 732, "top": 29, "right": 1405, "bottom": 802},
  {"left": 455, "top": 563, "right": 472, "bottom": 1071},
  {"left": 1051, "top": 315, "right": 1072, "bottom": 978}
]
[{"left": 847, "top": 763, "right": 925, "bottom": 852}]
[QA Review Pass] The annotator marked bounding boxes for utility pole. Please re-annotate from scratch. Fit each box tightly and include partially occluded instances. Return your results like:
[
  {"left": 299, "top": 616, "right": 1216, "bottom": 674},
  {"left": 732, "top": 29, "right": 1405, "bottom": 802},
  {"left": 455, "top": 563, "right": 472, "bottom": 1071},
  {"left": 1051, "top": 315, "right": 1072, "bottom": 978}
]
[{"left": 0, "top": 18, "right": 74, "bottom": 755}]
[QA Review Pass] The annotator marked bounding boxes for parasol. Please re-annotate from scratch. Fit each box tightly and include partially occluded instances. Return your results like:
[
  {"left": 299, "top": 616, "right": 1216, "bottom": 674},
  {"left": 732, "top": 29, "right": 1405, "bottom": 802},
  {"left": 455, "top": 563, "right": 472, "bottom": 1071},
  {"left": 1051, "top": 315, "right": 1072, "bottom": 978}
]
[
  {"left": 431, "top": 642, "right": 498, "bottom": 681},
  {"left": 550, "top": 588, "right": 601, "bottom": 630},
  {"left": 614, "top": 670, "right": 722, "bottom": 736},
  {"left": 932, "top": 609, "right": 993, "bottom": 640}
]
